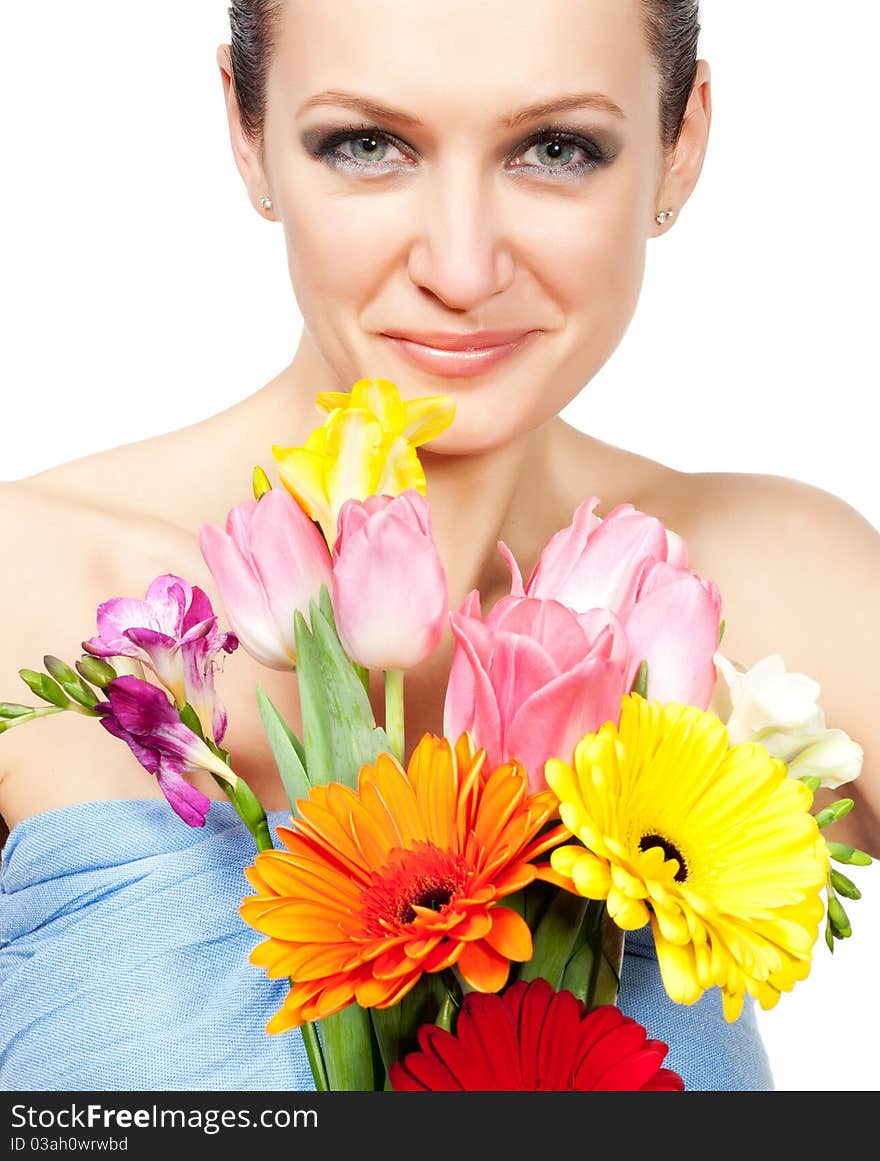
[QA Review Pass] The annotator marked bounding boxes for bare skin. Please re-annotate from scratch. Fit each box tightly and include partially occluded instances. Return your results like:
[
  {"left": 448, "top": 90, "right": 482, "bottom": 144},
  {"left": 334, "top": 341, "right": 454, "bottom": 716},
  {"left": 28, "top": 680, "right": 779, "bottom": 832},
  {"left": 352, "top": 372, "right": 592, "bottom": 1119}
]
[
  {"left": 0, "top": 360, "right": 682, "bottom": 827},
  {"left": 1, "top": 0, "right": 878, "bottom": 863},
  {"left": 1, "top": 351, "right": 878, "bottom": 857}
]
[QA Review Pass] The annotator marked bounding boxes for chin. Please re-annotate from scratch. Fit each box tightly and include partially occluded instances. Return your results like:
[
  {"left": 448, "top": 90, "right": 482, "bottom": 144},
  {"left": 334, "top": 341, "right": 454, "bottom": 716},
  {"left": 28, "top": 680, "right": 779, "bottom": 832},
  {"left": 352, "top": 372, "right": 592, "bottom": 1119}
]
[{"left": 417, "top": 402, "right": 543, "bottom": 459}]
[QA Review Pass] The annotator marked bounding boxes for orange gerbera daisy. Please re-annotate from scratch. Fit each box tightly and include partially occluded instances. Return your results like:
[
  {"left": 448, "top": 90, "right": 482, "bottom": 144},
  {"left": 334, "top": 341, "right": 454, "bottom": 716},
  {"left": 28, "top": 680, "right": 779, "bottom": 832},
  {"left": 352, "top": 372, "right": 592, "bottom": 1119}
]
[{"left": 240, "top": 731, "right": 565, "bottom": 1033}]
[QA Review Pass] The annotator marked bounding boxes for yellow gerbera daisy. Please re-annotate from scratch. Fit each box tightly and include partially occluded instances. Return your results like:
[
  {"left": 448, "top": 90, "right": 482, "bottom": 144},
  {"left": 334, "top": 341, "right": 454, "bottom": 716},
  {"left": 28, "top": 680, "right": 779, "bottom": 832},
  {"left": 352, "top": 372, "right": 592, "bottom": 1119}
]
[
  {"left": 240, "top": 731, "right": 564, "bottom": 1034},
  {"left": 542, "top": 693, "right": 829, "bottom": 1022},
  {"left": 272, "top": 378, "right": 455, "bottom": 546}
]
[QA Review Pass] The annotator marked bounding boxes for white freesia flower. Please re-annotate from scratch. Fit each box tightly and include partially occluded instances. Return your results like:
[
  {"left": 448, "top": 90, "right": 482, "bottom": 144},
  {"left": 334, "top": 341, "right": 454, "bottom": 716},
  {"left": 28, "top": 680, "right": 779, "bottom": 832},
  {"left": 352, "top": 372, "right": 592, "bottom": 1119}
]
[{"left": 713, "top": 652, "right": 863, "bottom": 790}]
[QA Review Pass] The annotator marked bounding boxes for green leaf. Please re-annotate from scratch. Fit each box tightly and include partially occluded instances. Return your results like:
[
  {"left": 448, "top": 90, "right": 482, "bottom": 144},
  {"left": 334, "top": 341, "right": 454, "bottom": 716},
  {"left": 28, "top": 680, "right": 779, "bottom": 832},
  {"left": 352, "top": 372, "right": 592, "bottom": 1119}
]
[
  {"left": 516, "top": 889, "right": 588, "bottom": 990},
  {"left": 319, "top": 1005, "right": 376, "bottom": 1091},
  {"left": 353, "top": 662, "right": 370, "bottom": 697},
  {"left": 370, "top": 973, "right": 449, "bottom": 1082},
  {"left": 256, "top": 684, "right": 311, "bottom": 814},
  {"left": 256, "top": 689, "right": 307, "bottom": 770},
  {"left": 590, "top": 916, "right": 625, "bottom": 1008},
  {"left": 560, "top": 942, "right": 596, "bottom": 1005},
  {"left": 317, "top": 582, "right": 336, "bottom": 628},
  {"left": 293, "top": 609, "right": 335, "bottom": 784},
  {"left": 631, "top": 659, "right": 648, "bottom": 699},
  {"left": 299, "top": 599, "right": 392, "bottom": 789},
  {"left": 522, "top": 879, "right": 556, "bottom": 931},
  {"left": 300, "top": 1021, "right": 328, "bottom": 1091}
]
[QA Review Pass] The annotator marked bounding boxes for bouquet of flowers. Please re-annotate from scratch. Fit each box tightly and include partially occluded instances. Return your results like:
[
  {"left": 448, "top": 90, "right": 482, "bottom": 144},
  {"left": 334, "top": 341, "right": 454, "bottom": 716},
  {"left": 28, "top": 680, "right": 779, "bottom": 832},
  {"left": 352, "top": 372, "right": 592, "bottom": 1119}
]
[{"left": 3, "top": 377, "right": 871, "bottom": 1092}]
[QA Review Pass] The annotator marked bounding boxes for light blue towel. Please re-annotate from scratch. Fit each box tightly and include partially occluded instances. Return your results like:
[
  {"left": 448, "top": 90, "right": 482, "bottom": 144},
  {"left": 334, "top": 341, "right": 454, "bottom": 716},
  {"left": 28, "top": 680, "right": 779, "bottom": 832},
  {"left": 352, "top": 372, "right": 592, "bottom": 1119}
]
[{"left": 0, "top": 799, "right": 773, "bottom": 1091}]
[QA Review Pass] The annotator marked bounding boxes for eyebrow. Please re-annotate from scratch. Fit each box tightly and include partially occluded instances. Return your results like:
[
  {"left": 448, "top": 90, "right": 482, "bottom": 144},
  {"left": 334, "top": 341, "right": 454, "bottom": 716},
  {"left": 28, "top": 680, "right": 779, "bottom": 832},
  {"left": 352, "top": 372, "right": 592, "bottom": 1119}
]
[{"left": 297, "top": 89, "right": 626, "bottom": 128}]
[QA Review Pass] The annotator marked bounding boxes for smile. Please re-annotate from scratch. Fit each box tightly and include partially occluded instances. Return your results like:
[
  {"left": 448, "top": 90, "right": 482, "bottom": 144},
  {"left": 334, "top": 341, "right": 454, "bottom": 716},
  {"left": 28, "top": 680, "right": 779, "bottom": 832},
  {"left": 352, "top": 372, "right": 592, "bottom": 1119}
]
[{"left": 381, "top": 331, "right": 540, "bottom": 378}]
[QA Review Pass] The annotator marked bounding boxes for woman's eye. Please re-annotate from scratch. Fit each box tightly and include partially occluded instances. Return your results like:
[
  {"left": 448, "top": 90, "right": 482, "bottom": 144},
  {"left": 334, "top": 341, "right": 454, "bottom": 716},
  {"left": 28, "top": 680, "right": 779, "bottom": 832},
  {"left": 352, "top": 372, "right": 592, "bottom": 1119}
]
[
  {"left": 317, "top": 129, "right": 410, "bottom": 172},
  {"left": 514, "top": 135, "right": 602, "bottom": 177},
  {"left": 313, "top": 126, "right": 606, "bottom": 179}
]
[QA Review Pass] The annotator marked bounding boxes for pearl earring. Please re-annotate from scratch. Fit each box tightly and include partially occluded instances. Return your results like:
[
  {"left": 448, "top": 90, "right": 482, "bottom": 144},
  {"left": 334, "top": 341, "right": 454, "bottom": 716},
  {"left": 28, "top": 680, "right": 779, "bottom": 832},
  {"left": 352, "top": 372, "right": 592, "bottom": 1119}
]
[
  {"left": 655, "top": 208, "right": 675, "bottom": 225},
  {"left": 260, "top": 196, "right": 273, "bottom": 212}
]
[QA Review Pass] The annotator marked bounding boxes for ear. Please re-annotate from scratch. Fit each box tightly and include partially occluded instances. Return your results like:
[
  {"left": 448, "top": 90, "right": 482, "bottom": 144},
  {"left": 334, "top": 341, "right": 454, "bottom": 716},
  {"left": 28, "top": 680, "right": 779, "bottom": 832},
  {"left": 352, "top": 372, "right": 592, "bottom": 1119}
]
[
  {"left": 216, "top": 43, "right": 274, "bottom": 218},
  {"left": 653, "top": 58, "right": 712, "bottom": 234}
]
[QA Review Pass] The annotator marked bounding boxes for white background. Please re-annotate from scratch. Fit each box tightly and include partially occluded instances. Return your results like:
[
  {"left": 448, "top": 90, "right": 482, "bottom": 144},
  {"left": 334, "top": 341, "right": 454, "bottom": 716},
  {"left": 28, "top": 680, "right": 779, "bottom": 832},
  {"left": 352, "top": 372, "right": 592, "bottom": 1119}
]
[{"left": 1, "top": 2, "right": 877, "bottom": 1090}]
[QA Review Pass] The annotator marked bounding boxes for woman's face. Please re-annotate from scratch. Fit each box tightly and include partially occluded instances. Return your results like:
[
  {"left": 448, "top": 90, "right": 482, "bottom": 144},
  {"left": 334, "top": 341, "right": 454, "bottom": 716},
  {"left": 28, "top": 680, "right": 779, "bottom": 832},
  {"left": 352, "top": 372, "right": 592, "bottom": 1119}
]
[{"left": 251, "top": 0, "right": 694, "bottom": 453}]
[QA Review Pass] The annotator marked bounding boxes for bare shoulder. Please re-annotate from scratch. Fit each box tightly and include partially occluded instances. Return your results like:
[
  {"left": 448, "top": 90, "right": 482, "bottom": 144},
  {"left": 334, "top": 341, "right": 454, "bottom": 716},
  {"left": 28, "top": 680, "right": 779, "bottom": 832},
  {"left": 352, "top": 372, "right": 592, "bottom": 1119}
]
[
  {"left": 648, "top": 469, "right": 879, "bottom": 562},
  {"left": 0, "top": 477, "right": 208, "bottom": 832},
  {"left": 647, "top": 470, "right": 880, "bottom": 631},
  {"left": 646, "top": 469, "right": 880, "bottom": 853}
]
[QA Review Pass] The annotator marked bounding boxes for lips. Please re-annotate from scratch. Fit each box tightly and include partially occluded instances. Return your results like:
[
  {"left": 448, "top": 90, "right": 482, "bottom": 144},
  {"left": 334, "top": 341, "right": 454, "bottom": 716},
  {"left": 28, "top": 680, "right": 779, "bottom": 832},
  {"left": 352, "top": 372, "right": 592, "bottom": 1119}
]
[
  {"left": 380, "top": 329, "right": 540, "bottom": 378},
  {"left": 381, "top": 328, "right": 536, "bottom": 351}
]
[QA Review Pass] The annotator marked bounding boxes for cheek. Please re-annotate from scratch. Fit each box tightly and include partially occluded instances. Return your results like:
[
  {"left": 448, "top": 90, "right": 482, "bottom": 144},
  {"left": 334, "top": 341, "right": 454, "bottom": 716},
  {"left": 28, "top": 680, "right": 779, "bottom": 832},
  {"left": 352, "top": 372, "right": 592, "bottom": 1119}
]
[
  {"left": 538, "top": 170, "right": 650, "bottom": 342},
  {"left": 279, "top": 178, "right": 405, "bottom": 309}
]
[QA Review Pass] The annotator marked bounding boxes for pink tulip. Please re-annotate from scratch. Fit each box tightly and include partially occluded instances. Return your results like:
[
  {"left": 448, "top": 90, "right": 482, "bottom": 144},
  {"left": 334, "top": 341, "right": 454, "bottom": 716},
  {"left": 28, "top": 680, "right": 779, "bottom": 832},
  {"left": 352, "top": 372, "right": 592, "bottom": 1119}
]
[
  {"left": 199, "top": 488, "right": 333, "bottom": 670},
  {"left": 521, "top": 498, "right": 675, "bottom": 621},
  {"left": 622, "top": 561, "right": 722, "bottom": 708},
  {"left": 443, "top": 591, "right": 629, "bottom": 792},
  {"left": 501, "top": 496, "right": 721, "bottom": 709},
  {"left": 331, "top": 490, "right": 448, "bottom": 670}
]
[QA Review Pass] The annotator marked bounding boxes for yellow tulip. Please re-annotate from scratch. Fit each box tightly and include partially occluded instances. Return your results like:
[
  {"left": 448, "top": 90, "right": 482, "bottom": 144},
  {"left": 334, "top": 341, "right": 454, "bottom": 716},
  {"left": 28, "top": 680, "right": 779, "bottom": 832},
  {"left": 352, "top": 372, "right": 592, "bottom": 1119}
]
[{"left": 272, "top": 378, "right": 455, "bottom": 545}]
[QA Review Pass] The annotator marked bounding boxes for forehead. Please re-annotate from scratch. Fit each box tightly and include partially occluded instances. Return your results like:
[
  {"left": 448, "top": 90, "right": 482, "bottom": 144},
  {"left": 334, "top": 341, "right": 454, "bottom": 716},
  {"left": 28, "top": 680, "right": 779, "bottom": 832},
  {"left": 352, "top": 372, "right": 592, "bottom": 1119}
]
[{"left": 272, "top": 0, "right": 658, "bottom": 126}]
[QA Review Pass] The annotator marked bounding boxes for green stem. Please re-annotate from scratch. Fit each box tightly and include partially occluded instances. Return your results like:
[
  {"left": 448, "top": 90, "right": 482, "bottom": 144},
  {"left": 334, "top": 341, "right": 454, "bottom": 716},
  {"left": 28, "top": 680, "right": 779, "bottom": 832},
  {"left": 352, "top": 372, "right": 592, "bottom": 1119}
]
[
  {"left": 0, "top": 705, "right": 66, "bottom": 734},
  {"left": 300, "top": 1020, "right": 329, "bottom": 1092},
  {"left": 212, "top": 761, "right": 274, "bottom": 853},
  {"left": 384, "top": 668, "right": 405, "bottom": 762}
]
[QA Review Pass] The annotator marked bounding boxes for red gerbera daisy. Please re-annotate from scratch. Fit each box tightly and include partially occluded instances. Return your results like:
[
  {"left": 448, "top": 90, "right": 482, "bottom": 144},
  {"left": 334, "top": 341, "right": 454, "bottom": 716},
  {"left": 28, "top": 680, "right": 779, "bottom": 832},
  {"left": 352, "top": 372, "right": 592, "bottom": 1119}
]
[{"left": 389, "top": 978, "right": 684, "bottom": 1091}]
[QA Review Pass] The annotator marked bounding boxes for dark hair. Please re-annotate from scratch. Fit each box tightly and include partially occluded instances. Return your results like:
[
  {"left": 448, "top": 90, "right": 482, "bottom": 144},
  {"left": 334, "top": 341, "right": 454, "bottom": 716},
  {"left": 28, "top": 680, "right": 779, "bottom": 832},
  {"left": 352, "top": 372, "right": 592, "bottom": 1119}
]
[
  {"left": 228, "top": 1, "right": 700, "bottom": 152},
  {"left": 639, "top": 1, "right": 701, "bottom": 150}
]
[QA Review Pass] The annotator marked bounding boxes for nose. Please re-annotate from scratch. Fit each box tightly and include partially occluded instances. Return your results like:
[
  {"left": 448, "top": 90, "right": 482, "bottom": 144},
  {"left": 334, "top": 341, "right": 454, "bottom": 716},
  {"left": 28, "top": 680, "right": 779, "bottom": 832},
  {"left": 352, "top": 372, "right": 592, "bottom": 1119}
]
[{"left": 406, "top": 160, "right": 516, "bottom": 311}]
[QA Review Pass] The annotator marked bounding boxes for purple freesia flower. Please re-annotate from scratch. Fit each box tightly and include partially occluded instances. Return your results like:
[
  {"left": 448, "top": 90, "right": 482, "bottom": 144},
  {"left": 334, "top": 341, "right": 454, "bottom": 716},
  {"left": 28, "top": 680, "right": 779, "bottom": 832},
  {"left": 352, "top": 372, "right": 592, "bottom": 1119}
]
[
  {"left": 83, "top": 574, "right": 237, "bottom": 743},
  {"left": 96, "top": 675, "right": 236, "bottom": 827}
]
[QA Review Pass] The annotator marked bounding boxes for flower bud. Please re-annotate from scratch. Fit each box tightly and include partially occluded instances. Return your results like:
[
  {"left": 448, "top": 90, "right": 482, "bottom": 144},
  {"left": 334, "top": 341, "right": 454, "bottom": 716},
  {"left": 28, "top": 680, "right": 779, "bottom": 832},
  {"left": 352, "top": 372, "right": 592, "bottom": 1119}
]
[
  {"left": 18, "top": 669, "right": 70, "bottom": 709},
  {"left": 813, "top": 799, "right": 854, "bottom": 830},
  {"left": 825, "top": 841, "right": 872, "bottom": 867},
  {"left": 76, "top": 655, "right": 119, "bottom": 690},
  {"left": 252, "top": 465, "right": 273, "bottom": 500},
  {"left": 0, "top": 702, "right": 33, "bottom": 718},
  {"left": 827, "top": 895, "right": 852, "bottom": 938},
  {"left": 44, "top": 655, "right": 99, "bottom": 708},
  {"left": 830, "top": 869, "right": 861, "bottom": 900}
]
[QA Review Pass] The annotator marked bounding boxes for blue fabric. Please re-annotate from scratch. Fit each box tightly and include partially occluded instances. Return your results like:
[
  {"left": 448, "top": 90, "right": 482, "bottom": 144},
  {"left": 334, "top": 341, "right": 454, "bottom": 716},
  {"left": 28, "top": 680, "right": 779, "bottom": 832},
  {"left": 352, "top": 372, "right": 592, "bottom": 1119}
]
[{"left": 0, "top": 799, "right": 774, "bottom": 1092}]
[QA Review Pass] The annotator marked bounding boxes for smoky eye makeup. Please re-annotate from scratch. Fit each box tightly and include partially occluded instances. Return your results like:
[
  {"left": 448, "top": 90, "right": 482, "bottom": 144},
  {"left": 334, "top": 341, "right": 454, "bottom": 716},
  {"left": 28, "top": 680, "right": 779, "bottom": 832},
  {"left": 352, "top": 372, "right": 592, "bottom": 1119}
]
[{"left": 298, "top": 120, "right": 622, "bottom": 180}]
